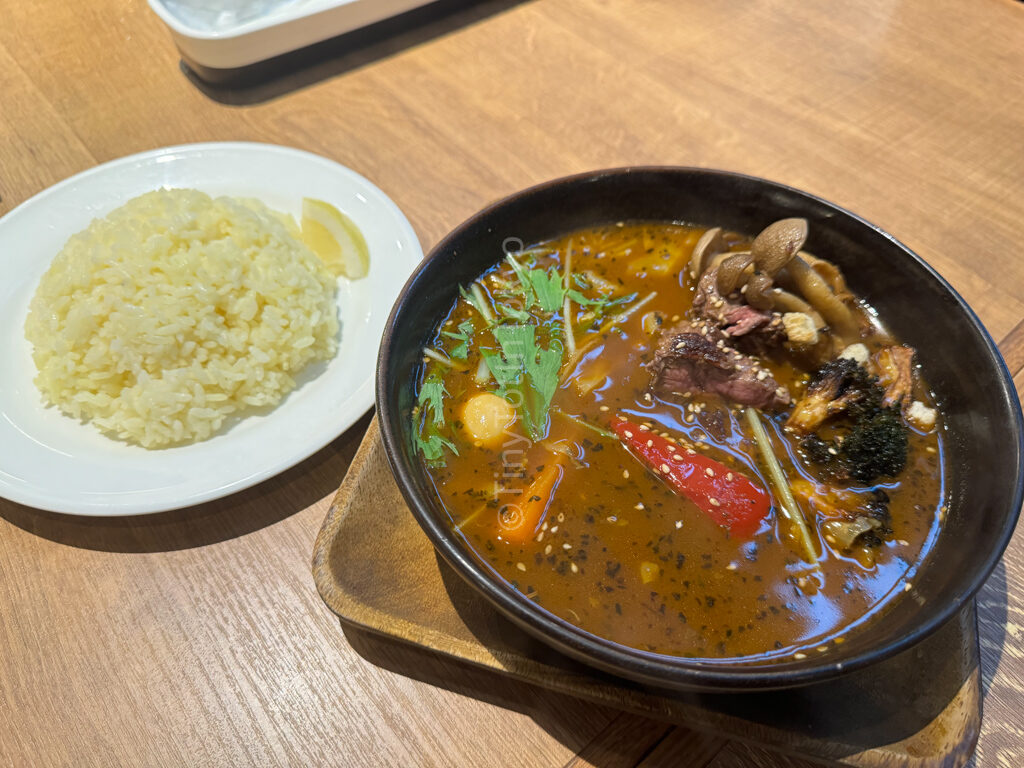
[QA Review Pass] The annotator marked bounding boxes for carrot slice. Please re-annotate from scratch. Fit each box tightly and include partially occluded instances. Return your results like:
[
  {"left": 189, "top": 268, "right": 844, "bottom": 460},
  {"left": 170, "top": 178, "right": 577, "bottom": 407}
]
[{"left": 498, "top": 460, "right": 564, "bottom": 543}]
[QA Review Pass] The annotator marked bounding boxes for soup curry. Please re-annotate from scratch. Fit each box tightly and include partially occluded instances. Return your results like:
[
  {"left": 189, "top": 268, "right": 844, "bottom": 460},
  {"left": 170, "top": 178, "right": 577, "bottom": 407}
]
[{"left": 410, "top": 220, "right": 943, "bottom": 662}]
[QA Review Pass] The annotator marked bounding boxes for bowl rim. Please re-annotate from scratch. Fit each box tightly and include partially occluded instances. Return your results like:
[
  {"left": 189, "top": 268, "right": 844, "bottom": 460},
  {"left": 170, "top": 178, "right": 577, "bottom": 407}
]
[{"left": 376, "top": 165, "right": 1024, "bottom": 690}]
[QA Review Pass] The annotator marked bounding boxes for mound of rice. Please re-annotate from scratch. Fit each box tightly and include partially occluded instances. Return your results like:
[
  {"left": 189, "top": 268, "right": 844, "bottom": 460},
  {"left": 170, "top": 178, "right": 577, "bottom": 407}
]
[{"left": 24, "top": 188, "right": 339, "bottom": 448}]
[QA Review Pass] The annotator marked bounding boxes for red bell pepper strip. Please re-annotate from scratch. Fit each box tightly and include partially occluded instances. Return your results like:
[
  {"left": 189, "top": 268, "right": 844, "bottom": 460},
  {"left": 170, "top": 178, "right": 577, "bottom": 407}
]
[{"left": 612, "top": 418, "right": 770, "bottom": 537}]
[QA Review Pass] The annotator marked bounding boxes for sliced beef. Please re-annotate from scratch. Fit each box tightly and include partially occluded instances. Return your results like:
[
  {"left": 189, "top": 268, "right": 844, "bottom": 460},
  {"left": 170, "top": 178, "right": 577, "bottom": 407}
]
[
  {"left": 649, "top": 322, "right": 791, "bottom": 410},
  {"left": 693, "top": 268, "right": 779, "bottom": 338}
]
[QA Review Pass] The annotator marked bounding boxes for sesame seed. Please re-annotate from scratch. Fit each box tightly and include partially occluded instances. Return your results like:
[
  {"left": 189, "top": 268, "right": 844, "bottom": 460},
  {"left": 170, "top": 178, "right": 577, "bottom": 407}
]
[
  {"left": 834, "top": 637, "right": 845, "bottom": 644},
  {"left": 675, "top": 520, "right": 683, "bottom": 529},
  {"left": 671, "top": 315, "right": 680, "bottom": 322},
  {"left": 794, "top": 652, "right": 807, "bottom": 660},
  {"left": 550, "top": 525, "right": 558, "bottom": 533},
  {"left": 726, "top": 473, "right": 734, "bottom": 481},
  {"left": 709, "top": 497, "right": 720, "bottom": 506},
  {"left": 624, "top": 430, "right": 633, "bottom": 438},
  {"left": 672, "top": 454, "right": 683, "bottom": 462},
  {"left": 622, "top": 469, "right": 630, "bottom": 479},
  {"left": 817, "top": 646, "right": 828, "bottom": 653},
  {"left": 541, "top": 521, "right": 548, "bottom": 531},
  {"left": 544, "top": 544, "right": 552, "bottom": 555},
  {"left": 660, "top": 463, "right": 670, "bottom": 473},
  {"left": 726, "top": 562, "right": 737, "bottom": 571},
  {"left": 687, "top": 449, "right": 696, "bottom": 456},
  {"left": 607, "top": 515, "right": 618, "bottom": 523},
  {"left": 705, "top": 468, "right": 715, "bottom": 477},
  {"left": 646, "top": 440, "right": 654, "bottom": 447},
  {"left": 536, "top": 531, "right": 544, "bottom": 542},
  {"left": 516, "top": 562, "right": 526, "bottom": 572},
  {"left": 635, "top": 502, "right": 645, "bottom": 510},
  {"left": 904, "top": 582, "right": 913, "bottom": 592},
  {"left": 570, "top": 563, "right": 579, "bottom": 573},
  {"left": 557, "top": 513, "right": 565, "bottom": 522},
  {"left": 563, "top": 543, "right": 572, "bottom": 550},
  {"left": 599, "top": 405, "right": 609, "bottom": 412}
]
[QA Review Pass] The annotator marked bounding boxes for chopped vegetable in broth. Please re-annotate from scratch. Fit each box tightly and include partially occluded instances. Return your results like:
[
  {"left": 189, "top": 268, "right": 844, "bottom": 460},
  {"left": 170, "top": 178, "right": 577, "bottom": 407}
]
[{"left": 410, "top": 221, "right": 944, "bottom": 662}]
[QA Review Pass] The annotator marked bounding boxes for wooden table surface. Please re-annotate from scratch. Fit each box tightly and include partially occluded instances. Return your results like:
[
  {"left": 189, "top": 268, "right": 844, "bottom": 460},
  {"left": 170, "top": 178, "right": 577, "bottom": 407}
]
[{"left": 1, "top": 1, "right": 1022, "bottom": 766}]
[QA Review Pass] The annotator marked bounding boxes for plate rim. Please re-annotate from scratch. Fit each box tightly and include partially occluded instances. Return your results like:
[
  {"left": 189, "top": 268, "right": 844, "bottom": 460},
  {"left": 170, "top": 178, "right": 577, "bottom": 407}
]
[{"left": 0, "top": 141, "right": 422, "bottom": 516}]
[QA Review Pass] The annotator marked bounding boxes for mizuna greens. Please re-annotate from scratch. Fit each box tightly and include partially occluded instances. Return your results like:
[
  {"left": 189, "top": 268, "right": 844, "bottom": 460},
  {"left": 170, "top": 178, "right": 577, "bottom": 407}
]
[{"left": 412, "top": 247, "right": 641, "bottom": 452}]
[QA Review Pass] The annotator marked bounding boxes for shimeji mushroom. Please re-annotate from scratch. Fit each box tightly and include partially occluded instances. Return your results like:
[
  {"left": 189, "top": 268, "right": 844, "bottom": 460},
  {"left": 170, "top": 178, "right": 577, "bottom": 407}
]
[{"left": 694, "top": 218, "right": 860, "bottom": 348}]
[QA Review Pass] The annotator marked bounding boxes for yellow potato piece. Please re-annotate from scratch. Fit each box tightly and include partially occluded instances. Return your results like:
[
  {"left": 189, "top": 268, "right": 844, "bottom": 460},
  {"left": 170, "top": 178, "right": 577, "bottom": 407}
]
[{"left": 461, "top": 393, "right": 516, "bottom": 446}]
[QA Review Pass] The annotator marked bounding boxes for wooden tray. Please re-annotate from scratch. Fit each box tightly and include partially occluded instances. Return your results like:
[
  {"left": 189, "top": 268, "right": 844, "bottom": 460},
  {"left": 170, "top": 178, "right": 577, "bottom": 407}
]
[{"left": 312, "top": 420, "right": 981, "bottom": 767}]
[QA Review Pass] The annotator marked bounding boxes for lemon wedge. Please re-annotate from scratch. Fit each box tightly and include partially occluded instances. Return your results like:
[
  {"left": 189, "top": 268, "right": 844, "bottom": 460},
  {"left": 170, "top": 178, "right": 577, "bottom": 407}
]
[{"left": 301, "top": 198, "right": 370, "bottom": 279}]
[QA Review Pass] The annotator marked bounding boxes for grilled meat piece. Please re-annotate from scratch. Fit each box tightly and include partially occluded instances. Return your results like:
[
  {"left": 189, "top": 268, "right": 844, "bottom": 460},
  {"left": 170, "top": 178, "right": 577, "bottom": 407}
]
[
  {"left": 649, "top": 322, "right": 790, "bottom": 410},
  {"left": 693, "top": 268, "right": 782, "bottom": 339}
]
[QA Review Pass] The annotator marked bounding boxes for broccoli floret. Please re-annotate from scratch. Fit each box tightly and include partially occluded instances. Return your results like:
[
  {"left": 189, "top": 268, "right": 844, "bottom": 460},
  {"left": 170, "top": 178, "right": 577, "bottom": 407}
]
[
  {"left": 840, "top": 407, "right": 908, "bottom": 484},
  {"left": 801, "top": 433, "right": 834, "bottom": 466},
  {"left": 795, "top": 361, "right": 909, "bottom": 486}
]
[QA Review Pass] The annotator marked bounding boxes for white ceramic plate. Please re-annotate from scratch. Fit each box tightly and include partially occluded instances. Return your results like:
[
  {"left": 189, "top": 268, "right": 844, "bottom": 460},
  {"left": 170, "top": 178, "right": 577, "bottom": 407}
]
[{"left": 0, "top": 142, "right": 422, "bottom": 516}]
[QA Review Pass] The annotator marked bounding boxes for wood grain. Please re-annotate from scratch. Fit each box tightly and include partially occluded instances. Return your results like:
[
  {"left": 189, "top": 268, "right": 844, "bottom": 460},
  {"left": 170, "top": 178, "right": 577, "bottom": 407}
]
[{"left": 1, "top": 0, "right": 1023, "bottom": 766}]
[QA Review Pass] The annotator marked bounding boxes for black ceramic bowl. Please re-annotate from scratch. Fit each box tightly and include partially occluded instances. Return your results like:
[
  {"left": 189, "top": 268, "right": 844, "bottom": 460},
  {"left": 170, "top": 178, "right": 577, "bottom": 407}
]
[{"left": 376, "top": 168, "right": 1024, "bottom": 692}]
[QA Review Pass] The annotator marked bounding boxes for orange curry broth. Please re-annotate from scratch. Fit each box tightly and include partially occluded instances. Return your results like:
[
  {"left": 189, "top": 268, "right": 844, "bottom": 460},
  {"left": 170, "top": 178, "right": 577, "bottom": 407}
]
[{"left": 417, "top": 223, "right": 944, "bottom": 662}]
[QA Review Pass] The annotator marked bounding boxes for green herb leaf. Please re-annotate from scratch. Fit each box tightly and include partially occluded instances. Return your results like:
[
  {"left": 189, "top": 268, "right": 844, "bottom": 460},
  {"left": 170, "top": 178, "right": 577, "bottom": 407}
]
[
  {"left": 567, "top": 289, "right": 638, "bottom": 315},
  {"left": 506, "top": 255, "right": 565, "bottom": 314},
  {"left": 418, "top": 376, "right": 447, "bottom": 427},
  {"left": 496, "top": 303, "right": 531, "bottom": 322},
  {"left": 441, "top": 320, "right": 475, "bottom": 360},
  {"left": 481, "top": 348, "right": 521, "bottom": 389},
  {"left": 416, "top": 432, "right": 459, "bottom": 462},
  {"left": 412, "top": 372, "right": 458, "bottom": 463},
  {"left": 529, "top": 268, "right": 567, "bottom": 313},
  {"left": 486, "top": 324, "right": 564, "bottom": 440}
]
